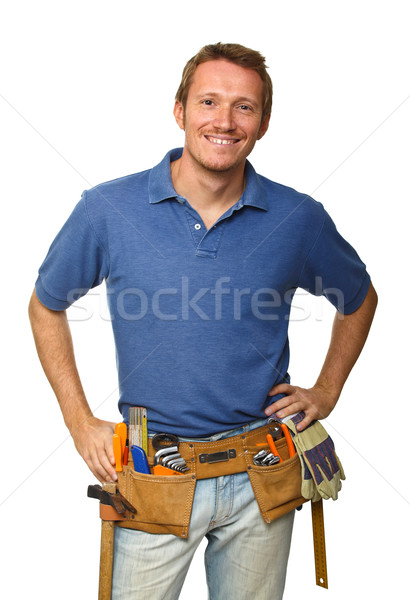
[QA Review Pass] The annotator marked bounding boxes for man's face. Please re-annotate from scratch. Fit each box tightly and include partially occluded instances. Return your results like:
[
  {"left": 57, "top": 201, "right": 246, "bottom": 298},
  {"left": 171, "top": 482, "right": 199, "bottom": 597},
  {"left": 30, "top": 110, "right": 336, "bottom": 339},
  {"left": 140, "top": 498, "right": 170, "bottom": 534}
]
[{"left": 174, "top": 59, "right": 270, "bottom": 174}]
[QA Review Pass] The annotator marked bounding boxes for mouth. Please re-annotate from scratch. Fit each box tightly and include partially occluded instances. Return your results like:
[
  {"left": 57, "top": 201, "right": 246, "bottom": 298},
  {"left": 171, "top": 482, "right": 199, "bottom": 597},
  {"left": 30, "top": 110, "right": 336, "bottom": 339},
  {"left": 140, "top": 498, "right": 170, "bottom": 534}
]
[{"left": 204, "top": 135, "right": 240, "bottom": 146}]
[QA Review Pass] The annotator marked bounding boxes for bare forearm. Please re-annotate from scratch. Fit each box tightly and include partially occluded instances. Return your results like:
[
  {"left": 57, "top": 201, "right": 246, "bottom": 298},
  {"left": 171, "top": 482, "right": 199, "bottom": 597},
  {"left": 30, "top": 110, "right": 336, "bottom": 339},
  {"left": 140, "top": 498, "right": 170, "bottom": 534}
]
[
  {"left": 266, "top": 282, "right": 378, "bottom": 430},
  {"left": 28, "top": 289, "right": 117, "bottom": 482},
  {"left": 314, "top": 282, "right": 378, "bottom": 398},
  {"left": 28, "top": 289, "right": 92, "bottom": 432}
]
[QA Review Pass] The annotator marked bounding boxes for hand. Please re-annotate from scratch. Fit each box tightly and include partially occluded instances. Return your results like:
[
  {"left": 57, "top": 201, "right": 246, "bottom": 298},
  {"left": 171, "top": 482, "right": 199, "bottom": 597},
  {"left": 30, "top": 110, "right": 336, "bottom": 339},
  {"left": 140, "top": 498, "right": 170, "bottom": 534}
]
[
  {"left": 71, "top": 416, "right": 117, "bottom": 483},
  {"left": 264, "top": 383, "right": 339, "bottom": 432}
]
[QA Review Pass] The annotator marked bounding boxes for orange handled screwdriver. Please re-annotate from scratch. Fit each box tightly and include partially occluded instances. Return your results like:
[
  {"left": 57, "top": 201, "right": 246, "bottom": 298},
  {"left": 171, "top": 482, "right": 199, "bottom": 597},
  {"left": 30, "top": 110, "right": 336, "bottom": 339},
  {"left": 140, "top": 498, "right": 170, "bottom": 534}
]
[
  {"left": 113, "top": 433, "right": 123, "bottom": 472},
  {"left": 115, "top": 422, "right": 127, "bottom": 459}
]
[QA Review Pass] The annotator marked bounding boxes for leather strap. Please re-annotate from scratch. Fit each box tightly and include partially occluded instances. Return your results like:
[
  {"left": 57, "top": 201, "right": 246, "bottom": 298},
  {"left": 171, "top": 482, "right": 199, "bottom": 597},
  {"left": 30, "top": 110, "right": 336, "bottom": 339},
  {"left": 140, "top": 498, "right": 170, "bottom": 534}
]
[
  {"left": 99, "top": 504, "right": 128, "bottom": 522},
  {"left": 146, "top": 424, "right": 280, "bottom": 479}
]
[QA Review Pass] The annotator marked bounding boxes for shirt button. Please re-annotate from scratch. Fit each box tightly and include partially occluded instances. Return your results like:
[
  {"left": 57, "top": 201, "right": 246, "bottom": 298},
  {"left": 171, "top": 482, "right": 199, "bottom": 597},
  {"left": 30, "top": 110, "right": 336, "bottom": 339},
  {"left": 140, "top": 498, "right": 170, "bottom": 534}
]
[
  {"left": 194, "top": 223, "right": 201, "bottom": 230},
  {"left": 177, "top": 199, "right": 184, "bottom": 204}
]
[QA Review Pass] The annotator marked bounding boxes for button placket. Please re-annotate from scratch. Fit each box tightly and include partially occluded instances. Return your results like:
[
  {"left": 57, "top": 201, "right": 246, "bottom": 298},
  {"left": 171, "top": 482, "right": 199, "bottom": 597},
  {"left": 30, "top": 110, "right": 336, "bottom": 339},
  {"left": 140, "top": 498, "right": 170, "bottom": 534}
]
[
  {"left": 182, "top": 204, "right": 233, "bottom": 258},
  {"left": 184, "top": 211, "right": 206, "bottom": 246},
  {"left": 195, "top": 223, "right": 225, "bottom": 258}
]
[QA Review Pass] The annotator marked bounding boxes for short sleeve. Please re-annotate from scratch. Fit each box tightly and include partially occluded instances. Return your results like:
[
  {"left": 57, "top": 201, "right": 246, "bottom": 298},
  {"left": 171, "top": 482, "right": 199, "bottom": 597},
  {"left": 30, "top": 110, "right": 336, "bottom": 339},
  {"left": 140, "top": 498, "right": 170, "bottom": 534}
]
[
  {"left": 35, "top": 191, "right": 109, "bottom": 310},
  {"left": 297, "top": 208, "right": 370, "bottom": 314}
]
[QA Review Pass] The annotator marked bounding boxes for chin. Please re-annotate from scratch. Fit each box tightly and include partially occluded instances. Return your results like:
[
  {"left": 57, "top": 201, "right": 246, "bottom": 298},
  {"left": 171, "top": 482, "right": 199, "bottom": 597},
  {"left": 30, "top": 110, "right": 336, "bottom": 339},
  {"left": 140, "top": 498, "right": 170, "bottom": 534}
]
[{"left": 198, "top": 155, "right": 243, "bottom": 173}]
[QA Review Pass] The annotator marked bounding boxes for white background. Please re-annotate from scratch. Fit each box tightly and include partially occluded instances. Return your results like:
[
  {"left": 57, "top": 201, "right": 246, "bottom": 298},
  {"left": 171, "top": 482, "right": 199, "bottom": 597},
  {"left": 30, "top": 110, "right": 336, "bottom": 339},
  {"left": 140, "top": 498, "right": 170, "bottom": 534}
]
[{"left": 1, "top": 1, "right": 409, "bottom": 598}]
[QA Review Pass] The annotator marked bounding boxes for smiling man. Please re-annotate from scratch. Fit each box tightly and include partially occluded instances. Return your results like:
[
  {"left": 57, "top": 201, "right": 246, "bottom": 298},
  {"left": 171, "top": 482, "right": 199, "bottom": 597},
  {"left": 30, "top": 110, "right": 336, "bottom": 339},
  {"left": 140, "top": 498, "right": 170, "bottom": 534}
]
[
  {"left": 29, "top": 43, "right": 377, "bottom": 599},
  {"left": 171, "top": 56, "right": 270, "bottom": 229}
]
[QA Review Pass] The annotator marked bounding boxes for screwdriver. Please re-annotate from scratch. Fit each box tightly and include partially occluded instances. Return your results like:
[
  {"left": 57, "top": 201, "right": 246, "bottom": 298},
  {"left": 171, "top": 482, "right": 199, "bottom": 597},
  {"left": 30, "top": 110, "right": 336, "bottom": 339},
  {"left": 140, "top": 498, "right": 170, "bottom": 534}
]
[
  {"left": 123, "top": 439, "right": 129, "bottom": 466},
  {"left": 113, "top": 434, "right": 123, "bottom": 472},
  {"left": 115, "top": 422, "right": 127, "bottom": 459}
]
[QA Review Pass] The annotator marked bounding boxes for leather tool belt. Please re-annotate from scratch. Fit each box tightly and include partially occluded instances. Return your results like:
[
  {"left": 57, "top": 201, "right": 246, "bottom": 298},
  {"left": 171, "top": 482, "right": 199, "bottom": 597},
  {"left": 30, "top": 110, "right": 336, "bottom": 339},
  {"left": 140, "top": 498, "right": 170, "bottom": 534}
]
[{"left": 115, "top": 423, "right": 307, "bottom": 537}]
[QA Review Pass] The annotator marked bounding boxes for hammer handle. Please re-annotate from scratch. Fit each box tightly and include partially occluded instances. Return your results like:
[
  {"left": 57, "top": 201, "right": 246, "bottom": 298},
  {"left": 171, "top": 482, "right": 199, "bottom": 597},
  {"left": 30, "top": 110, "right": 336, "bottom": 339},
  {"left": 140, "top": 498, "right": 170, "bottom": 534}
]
[{"left": 98, "top": 482, "right": 117, "bottom": 600}]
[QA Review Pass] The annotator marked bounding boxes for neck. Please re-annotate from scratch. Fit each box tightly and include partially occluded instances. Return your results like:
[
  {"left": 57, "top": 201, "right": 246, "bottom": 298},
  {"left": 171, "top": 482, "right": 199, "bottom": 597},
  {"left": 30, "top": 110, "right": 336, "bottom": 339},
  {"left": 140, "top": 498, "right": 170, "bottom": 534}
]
[{"left": 171, "top": 149, "right": 246, "bottom": 229}]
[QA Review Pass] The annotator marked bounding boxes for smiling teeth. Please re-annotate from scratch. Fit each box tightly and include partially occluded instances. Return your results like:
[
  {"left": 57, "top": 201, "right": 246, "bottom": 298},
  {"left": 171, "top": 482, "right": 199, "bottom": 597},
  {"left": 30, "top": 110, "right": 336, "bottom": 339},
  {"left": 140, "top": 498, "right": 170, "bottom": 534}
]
[{"left": 207, "top": 136, "right": 236, "bottom": 145}]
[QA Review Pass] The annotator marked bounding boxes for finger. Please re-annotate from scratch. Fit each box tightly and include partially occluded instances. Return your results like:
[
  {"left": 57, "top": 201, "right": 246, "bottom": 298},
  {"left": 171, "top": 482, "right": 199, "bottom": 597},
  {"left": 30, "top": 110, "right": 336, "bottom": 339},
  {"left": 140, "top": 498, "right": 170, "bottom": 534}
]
[
  {"left": 267, "top": 383, "right": 294, "bottom": 396},
  {"left": 98, "top": 448, "right": 118, "bottom": 482},
  {"left": 88, "top": 446, "right": 117, "bottom": 483},
  {"left": 265, "top": 402, "right": 293, "bottom": 417},
  {"left": 265, "top": 393, "right": 303, "bottom": 417},
  {"left": 98, "top": 444, "right": 118, "bottom": 481},
  {"left": 265, "top": 397, "right": 288, "bottom": 416},
  {"left": 83, "top": 453, "right": 107, "bottom": 484},
  {"left": 104, "top": 436, "right": 116, "bottom": 467},
  {"left": 293, "top": 412, "right": 313, "bottom": 432},
  {"left": 271, "top": 401, "right": 305, "bottom": 420}
]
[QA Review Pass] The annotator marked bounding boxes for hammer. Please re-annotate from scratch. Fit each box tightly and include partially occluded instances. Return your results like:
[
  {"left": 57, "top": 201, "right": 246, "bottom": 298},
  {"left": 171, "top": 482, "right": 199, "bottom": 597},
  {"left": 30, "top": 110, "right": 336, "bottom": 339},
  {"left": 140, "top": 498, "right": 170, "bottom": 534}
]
[{"left": 88, "top": 482, "right": 137, "bottom": 599}]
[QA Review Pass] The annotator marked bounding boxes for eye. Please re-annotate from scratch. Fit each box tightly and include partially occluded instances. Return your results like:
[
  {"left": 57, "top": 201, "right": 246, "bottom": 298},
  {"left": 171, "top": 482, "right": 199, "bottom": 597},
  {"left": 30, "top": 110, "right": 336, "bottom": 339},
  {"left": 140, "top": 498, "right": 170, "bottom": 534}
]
[
  {"left": 202, "top": 99, "right": 214, "bottom": 106},
  {"left": 238, "top": 104, "right": 251, "bottom": 111}
]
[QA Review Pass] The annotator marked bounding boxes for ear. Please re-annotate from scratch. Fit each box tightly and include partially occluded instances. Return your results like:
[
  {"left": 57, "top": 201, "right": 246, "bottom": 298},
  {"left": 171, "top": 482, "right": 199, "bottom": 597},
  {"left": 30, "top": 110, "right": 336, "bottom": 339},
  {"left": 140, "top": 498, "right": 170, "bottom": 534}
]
[
  {"left": 173, "top": 100, "right": 185, "bottom": 131},
  {"left": 257, "top": 113, "right": 270, "bottom": 140}
]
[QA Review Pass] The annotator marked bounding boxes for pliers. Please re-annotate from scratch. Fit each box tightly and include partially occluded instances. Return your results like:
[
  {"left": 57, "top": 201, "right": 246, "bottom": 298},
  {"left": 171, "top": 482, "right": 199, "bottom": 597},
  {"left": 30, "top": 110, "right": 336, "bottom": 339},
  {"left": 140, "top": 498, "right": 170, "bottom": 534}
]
[{"left": 266, "top": 419, "right": 296, "bottom": 463}]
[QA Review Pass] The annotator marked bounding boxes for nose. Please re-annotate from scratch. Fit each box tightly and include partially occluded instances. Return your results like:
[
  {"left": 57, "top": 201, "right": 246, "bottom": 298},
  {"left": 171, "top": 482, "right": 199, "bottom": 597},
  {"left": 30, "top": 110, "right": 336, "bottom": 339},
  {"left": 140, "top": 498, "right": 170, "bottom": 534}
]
[{"left": 213, "top": 106, "right": 235, "bottom": 131}]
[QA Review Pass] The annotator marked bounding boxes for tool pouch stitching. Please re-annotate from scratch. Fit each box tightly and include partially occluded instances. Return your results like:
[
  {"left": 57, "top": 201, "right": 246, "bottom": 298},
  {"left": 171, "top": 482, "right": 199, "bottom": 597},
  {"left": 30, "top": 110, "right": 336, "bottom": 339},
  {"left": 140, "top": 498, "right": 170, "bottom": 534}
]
[
  {"left": 116, "top": 445, "right": 197, "bottom": 538},
  {"left": 244, "top": 438, "right": 308, "bottom": 523},
  {"left": 115, "top": 426, "right": 307, "bottom": 535}
]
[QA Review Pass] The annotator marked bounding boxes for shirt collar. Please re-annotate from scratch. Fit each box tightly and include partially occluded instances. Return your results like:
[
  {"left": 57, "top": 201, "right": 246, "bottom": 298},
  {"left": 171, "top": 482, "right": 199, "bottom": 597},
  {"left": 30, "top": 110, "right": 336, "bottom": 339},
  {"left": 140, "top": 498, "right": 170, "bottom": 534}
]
[{"left": 148, "top": 148, "right": 269, "bottom": 211}]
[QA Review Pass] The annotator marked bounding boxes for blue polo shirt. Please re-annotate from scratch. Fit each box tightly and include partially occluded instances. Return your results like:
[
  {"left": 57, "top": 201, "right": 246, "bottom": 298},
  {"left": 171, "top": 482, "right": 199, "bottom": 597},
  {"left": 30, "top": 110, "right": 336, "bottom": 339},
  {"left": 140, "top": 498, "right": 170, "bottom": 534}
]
[{"left": 36, "top": 148, "right": 371, "bottom": 436}]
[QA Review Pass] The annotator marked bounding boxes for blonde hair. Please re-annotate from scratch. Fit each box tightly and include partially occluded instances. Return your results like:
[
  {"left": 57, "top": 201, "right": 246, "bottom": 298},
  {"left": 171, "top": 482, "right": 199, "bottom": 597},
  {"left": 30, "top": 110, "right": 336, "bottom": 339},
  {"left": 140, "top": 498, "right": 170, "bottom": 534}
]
[{"left": 175, "top": 42, "right": 273, "bottom": 121}]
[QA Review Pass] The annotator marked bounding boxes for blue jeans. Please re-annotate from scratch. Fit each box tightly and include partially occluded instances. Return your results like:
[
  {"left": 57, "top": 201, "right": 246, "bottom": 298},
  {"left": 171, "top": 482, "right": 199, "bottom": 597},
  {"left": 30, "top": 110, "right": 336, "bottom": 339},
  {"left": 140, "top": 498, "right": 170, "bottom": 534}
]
[{"left": 112, "top": 419, "right": 295, "bottom": 599}]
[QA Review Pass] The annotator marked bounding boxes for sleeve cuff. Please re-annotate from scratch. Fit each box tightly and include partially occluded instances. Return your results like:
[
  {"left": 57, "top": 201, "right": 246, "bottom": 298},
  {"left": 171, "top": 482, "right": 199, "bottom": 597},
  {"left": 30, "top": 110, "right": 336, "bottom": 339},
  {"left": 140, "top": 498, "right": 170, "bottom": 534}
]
[
  {"left": 35, "top": 276, "right": 72, "bottom": 311},
  {"left": 340, "top": 271, "right": 371, "bottom": 315}
]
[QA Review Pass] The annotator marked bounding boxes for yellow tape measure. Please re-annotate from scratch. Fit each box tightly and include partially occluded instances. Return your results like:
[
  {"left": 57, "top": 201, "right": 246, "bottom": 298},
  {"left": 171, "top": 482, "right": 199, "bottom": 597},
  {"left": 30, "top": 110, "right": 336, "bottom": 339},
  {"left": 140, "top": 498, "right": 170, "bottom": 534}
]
[
  {"left": 142, "top": 408, "right": 148, "bottom": 454},
  {"left": 311, "top": 499, "right": 328, "bottom": 588}
]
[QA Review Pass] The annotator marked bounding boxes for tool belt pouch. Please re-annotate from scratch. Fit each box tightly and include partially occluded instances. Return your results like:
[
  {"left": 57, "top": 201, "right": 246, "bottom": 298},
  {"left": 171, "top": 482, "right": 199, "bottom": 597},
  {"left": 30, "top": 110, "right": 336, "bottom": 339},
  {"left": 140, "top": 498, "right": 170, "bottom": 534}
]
[
  {"left": 244, "top": 434, "right": 308, "bottom": 523},
  {"left": 114, "top": 425, "right": 307, "bottom": 536},
  {"left": 116, "top": 464, "right": 196, "bottom": 538}
]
